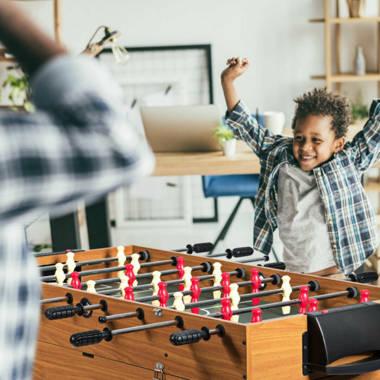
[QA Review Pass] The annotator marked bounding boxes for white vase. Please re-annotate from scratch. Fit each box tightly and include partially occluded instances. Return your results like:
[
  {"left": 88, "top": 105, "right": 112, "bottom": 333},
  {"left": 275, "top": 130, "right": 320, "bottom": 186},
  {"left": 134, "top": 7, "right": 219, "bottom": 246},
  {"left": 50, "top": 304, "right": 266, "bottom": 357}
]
[
  {"left": 223, "top": 139, "right": 236, "bottom": 157},
  {"left": 354, "top": 45, "right": 366, "bottom": 75}
]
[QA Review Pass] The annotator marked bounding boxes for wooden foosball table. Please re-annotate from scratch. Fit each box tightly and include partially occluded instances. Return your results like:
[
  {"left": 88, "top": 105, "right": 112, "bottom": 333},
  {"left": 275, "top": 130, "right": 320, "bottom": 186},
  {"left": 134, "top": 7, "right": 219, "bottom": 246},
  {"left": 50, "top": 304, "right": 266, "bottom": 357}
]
[{"left": 35, "top": 244, "right": 380, "bottom": 379}]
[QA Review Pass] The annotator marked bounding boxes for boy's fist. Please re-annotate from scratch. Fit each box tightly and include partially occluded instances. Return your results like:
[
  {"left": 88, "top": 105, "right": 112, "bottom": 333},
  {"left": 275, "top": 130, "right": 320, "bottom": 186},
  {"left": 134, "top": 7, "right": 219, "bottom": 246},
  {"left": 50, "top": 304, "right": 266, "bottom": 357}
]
[{"left": 221, "top": 57, "right": 250, "bottom": 82}]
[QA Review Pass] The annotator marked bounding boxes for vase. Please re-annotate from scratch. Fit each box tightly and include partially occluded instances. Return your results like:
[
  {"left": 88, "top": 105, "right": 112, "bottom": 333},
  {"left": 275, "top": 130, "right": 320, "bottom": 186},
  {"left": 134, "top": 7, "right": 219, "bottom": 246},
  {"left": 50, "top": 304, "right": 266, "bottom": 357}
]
[
  {"left": 354, "top": 45, "right": 366, "bottom": 75},
  {"left": 346, "top": 0, "right": 366, "bottom": 17},
  {"left": 223, "top": 139, "right": 236, "bottom": 157}
]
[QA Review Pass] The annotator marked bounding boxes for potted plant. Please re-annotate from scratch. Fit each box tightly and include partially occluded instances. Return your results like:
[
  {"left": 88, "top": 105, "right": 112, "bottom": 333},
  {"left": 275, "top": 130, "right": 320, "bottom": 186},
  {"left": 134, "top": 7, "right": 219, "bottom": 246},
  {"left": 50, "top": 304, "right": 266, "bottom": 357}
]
[
  {"left": 0, "top": 65, "right": 34, "bottom": 112},
  {"left": 351, "top": 99, "right": 369, "bottom": 125},
  {"left": 213, "top": 124, "right": 236, "bottom": 157}
]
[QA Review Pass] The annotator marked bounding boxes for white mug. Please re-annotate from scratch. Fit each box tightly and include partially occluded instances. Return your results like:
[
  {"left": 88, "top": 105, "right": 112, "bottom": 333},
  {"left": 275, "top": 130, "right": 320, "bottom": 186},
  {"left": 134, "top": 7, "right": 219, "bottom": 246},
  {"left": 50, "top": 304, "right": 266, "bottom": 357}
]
[{"left": 263, "top": 111, "right": 285, "bottom": 135}]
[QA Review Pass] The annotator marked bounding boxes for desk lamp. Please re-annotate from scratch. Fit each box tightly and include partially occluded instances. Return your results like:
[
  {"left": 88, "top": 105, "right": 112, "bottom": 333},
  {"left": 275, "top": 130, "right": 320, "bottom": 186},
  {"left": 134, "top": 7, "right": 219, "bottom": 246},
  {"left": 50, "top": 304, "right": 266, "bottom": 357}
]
[{"left": 82, "top": 25, "right": 129, "bottom": 63}]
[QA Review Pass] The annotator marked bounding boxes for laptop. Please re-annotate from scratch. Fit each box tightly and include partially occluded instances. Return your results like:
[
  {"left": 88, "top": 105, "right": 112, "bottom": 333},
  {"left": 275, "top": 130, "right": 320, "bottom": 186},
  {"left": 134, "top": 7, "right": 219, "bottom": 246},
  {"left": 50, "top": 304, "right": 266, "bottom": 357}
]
[{"left": 139, "top": 105, "right": 222, "bottom": 152}]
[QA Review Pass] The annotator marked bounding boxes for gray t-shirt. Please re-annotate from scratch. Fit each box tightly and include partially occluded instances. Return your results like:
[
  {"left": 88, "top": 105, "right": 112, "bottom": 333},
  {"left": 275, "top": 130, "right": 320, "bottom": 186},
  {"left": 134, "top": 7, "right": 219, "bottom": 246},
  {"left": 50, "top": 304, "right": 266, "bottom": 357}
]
[{"left": 277, "top": 164, "right": 336, "bottom": 273}]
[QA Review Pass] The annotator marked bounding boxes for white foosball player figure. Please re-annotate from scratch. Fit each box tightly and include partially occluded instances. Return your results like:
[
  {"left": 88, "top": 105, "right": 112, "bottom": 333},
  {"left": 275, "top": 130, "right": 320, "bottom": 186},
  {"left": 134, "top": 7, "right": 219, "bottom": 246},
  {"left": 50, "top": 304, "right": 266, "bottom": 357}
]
[
  {"left": 281, "top": 275, "right": 292, "bottom": 315},
  {"left": 229, "top": 283, "right": 241, "bottom": 322},
  {"left": 151, "top": 271, "right": 161, "bottom": 307},
  {"left": 87, "top": 280, "right": 97, "bottom": 294},
  {"left": 116, "top": 246, "right": 126, "bottom": 266},
  {"left": 119, "top": 273, "right": 129, "bottom": 298},
  {"left": 172, "top": 292, "right": 185, "bottom": 311},
  {"left": 212, "top": 262, "right": 222, "bottom": 299},
  {"left": 65, "top": 251, "right": 76, "bottom": 285},
  {"left": 183, "top": 266, "right": 193, "bottom": 304},
  {"left": 130, "top": 253, "right": 141, "bottom": 286},
  {"left": 54, "top": 263, "right": 65, "bottom": 286}
]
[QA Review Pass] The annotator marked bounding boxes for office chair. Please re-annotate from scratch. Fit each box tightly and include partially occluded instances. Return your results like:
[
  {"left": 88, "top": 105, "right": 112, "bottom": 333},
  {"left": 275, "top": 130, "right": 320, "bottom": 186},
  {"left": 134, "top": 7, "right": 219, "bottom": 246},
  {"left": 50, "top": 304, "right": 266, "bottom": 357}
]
[
  {"left": 201, "top": 174, "right": 260, "bottom": 252},
  {"left": 202, "top": 174, "right": 280, "bottom": 262}
]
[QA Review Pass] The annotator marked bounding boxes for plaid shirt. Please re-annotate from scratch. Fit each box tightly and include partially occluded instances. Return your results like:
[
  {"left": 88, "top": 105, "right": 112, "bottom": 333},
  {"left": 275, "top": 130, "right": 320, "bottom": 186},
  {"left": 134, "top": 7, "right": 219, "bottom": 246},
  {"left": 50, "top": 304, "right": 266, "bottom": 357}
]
[
  {"left": 0, "top": 55, "right": 154, "bottom": 379},
  {"left": 226, "top": 100, "right": 380, "bottom": 275}
]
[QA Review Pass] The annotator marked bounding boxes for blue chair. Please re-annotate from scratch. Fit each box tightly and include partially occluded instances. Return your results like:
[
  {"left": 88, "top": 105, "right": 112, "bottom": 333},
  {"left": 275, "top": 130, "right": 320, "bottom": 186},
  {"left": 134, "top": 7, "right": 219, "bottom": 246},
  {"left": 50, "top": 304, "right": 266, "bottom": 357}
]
[{"left": 201, "top": 174, "right": 260, "bottom": 253}]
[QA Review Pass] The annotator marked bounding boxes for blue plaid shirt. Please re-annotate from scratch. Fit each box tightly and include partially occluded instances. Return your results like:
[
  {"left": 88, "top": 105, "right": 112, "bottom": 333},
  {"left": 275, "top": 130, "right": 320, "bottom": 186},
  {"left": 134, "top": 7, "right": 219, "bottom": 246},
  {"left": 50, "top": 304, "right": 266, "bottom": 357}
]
[
  {"left": 226, "top": 100, "right": 380, "bottom": 275},
  {"left": 0, "top": 55, "right": 154, "bottom": 380}
]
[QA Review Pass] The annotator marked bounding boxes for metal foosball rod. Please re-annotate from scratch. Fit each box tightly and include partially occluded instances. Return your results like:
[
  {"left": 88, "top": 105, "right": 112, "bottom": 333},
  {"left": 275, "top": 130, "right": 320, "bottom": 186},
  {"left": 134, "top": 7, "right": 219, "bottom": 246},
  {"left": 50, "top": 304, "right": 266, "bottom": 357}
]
[
  {"left": 39, "top": 249, "right": 150, "bottom": 273},
  {"left": 41, "top": 256, "right": 212, "bottom": 284},
  {"left": 40, "top": 242, "right": 212, "bottom": 273},
  {"left": 183, "top": 280, "right": 320, "bottom": 311},
  {"left": 98, "top": 308, "right": 144, "bottom": 323},
  {"left": 40, "top": 292, "right": 73, "bottom": 305},
  {"left": 126, "top": 270, "right": 281, "bottom": 307},
  {"left": 102, "top": 267, "right": 247, "bottom": 295},
  {"left": 207, "top": 286, "right": 361, "bottom": 320},
  {"left": 75, "top": 261, "right": 213, "bottom": 292},
  {"left": 99, "top": 268, "right": 281, "bottom": 300},
  {"left": 70, "top": 316, "right": 184, "bottom": 347}
]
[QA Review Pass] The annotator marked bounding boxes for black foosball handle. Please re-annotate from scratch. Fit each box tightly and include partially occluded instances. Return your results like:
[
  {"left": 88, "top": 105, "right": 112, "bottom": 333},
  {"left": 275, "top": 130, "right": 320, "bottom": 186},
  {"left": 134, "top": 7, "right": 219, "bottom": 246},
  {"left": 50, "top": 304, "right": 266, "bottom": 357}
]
[
  {"left": 226, "top": 247, "right": 253, "bottom": 259},
  {"left": 263, "top": 261, "right": 286, "bottom": 270},
  {"left": 170, "top": 329, "right": 206, "bottom": 345},
  {"left": 187, "top": 243, "right": 214, "bottom": 254},
  {"left": 348, "top": 271, "right": 379, "bottom": 283},
  {"left": 70, "top": 328, "right": 112, "bottom": 347},
  {"left": 45, "top": 304, "right": 79, "bottom": 320},
  {"left": 170, "top": 325, "right": 225, "bottom": 346}
]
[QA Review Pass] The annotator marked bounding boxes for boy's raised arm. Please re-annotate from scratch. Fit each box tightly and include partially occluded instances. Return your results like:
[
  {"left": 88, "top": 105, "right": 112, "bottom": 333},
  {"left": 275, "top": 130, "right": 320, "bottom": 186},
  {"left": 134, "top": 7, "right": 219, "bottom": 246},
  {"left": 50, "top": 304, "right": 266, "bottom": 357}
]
[{"left": 221, "top": 57, "right": 249, "bottom": 112}]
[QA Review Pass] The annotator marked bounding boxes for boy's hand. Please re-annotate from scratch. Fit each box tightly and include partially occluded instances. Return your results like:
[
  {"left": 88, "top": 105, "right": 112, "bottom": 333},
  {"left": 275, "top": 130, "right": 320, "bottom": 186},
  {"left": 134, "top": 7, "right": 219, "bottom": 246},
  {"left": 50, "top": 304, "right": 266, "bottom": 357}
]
[{"left": 221, "top": 57, "right": 250, "bottom": 83}]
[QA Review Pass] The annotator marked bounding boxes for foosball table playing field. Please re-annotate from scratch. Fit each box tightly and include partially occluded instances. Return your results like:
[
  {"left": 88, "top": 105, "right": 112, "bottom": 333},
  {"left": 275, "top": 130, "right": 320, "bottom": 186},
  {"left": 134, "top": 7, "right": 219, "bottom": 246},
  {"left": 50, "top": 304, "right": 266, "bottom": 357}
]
[{"left": 35, "top": 244, "right": 380, "bottom": 379}]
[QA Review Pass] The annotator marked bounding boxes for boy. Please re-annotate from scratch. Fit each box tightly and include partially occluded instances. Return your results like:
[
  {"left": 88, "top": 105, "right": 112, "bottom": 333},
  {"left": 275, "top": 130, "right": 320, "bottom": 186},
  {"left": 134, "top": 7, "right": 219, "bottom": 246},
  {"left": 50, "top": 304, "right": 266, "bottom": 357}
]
[
  {"left": 0, "top": 1, "right": 153, "bottom": 379},
  {"left": 222, "top": 57, "right": 380, "bottom": 277}
]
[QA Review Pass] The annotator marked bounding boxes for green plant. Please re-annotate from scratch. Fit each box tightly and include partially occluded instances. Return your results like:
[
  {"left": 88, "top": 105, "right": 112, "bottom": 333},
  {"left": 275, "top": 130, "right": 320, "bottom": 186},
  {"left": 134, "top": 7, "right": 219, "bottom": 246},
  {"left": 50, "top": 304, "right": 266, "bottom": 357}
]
[
  {"left": 350, "top": 95, "right": 369, "bottom": 122},
  {"left": 213, "top": 124, "right": 234, "bottom": 143},
  {"left": 0, "top": 65, "right": 34, "bottom": 112},
  {"left": 32, "top": 243, "right": 51, "bottom": 253}
]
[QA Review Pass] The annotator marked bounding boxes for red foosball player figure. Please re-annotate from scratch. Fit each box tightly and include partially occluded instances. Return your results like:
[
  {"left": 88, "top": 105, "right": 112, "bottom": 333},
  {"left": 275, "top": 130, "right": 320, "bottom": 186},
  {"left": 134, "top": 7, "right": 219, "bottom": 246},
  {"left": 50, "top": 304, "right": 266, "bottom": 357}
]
[
  {"left": 221, "top": 272, "right": 231, "bottom": 298},
  {"left": 190, "top": 277, "right": 201, "bottom": 314},
  {"left": 221, "top": 298, "right": 233, "bottom": 321},
  {"left": 125, "top": 264, "right": 136, "bottom": 287},
  {"left": 251, "top": 307, "right": 262, "bottom": 323},
  {"left": 250, "top": 268, "right": 261, "bottom": 306},
  {"left": 177, "top": 257, "right": 185, "bottom": 291},
  {"left": 307, "top": 298, "right": 319, "bottom": 312},
  {"left": 360, "top": 289, "right": 370, "bottom": 303},
  {"left": 298, "top": 286, "right": 309, "bottom": 314},
  {"left": 124, "top": 286, "right": 135, "bottom": 301},
  {"left": 158, "top": 282, "right": 169, "bottom": 308},
  {"left": 70, "top": 271, "right": 81, "bottom": 290}
]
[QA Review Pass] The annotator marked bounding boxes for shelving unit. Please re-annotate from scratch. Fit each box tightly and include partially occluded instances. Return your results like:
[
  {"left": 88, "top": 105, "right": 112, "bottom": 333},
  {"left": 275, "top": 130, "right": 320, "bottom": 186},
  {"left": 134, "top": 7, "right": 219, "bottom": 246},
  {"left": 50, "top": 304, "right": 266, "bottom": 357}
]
[
  {"left": 310, "top": 0, "right": 380, "bottom": 272},
  {"left": 310, "top": 0, "right": 380, "bottom": 94}
]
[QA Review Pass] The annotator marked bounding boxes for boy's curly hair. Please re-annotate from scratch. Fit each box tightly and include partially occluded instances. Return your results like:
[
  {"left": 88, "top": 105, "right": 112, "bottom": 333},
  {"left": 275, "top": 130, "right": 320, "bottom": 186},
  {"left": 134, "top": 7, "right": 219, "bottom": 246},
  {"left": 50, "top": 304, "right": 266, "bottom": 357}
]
[{"left": 291, "top": 88, "right": 351, "bottom": 138}]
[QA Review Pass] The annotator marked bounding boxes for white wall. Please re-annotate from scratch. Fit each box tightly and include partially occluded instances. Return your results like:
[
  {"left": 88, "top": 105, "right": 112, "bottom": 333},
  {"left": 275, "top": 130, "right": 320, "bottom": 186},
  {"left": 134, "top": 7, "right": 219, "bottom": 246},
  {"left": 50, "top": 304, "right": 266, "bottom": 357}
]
[
  {"left": 9, "top": 0, "right": 380, "bottom": 252},
  {"left": 11, "top": 0, "right": 379, "bottom": 122}
]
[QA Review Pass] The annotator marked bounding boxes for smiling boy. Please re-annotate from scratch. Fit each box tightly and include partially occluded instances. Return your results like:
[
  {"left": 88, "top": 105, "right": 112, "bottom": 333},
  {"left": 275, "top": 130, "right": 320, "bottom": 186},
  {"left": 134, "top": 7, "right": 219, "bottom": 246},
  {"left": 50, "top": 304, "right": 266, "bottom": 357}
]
[{"left": 222, "top": 57, "right": 380, "bottom": 277}]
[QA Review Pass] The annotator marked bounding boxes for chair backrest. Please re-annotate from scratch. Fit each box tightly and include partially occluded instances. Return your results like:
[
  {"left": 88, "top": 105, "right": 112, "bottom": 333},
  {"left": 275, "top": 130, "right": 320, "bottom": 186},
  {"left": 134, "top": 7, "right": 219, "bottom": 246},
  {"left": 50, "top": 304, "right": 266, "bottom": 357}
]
[{"left": 202, "top": 174, "right": 260, "bottom": 198}]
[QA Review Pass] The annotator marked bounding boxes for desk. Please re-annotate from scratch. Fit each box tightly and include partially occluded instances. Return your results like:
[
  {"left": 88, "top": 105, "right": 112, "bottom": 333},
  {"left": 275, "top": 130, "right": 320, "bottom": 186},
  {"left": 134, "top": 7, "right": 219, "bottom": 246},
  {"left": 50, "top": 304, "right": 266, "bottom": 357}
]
[{"left": 153, "top": 141, "right": 259, "bottom": 176}]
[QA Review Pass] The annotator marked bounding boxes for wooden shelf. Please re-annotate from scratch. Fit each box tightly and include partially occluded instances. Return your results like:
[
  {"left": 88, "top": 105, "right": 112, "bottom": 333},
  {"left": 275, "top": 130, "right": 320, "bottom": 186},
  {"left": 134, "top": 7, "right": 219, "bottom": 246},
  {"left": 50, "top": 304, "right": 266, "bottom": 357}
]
[
  {"left": 309, "top": 17, "right": 380, "bottom": 23},
  {"left": 311, "top": 73, "right": 380, "bottom": 83},
  {"left": 0, "top": 48, "right": 15, "bottom": 63},
  {"left": 365, "top": 178, "right": 380, "bottom": 192}
]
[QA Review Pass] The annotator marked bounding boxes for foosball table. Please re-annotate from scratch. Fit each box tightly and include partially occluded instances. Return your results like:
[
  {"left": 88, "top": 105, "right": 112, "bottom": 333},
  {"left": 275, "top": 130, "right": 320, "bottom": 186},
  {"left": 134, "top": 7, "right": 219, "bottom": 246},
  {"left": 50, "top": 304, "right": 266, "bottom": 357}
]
[{"left": 35, "top": 244, "right": 380, "bottom": 379}]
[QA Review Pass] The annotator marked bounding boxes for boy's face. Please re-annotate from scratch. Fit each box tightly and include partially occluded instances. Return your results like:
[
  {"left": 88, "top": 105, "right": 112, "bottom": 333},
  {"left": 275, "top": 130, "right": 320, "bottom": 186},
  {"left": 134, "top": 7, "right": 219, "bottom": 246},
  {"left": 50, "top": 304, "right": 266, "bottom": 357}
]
[{"left": 292, "top": 115, "right": 345, "bottom": 171}]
